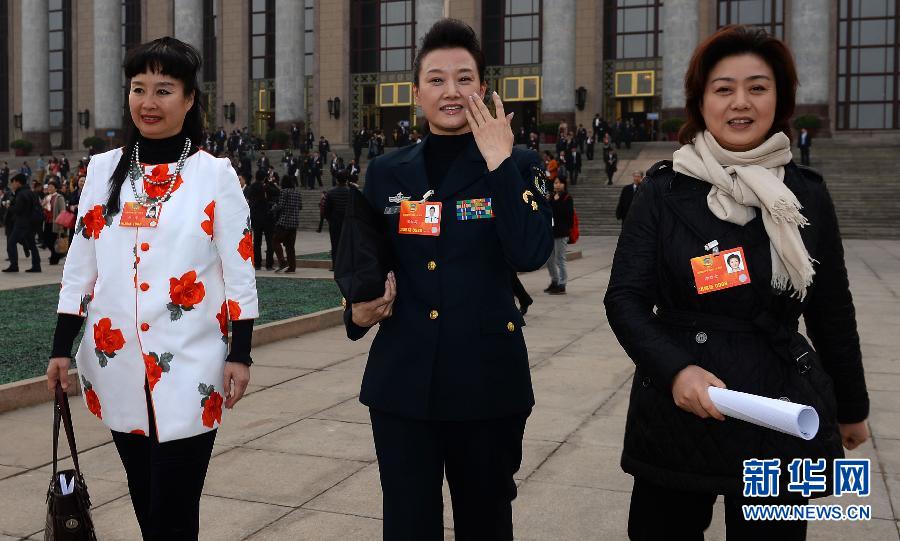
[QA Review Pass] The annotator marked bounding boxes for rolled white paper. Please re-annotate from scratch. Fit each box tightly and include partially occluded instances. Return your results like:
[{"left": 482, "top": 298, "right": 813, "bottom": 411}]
[{"left": 707, "top": 387, "right": 819, "bottom": 440}]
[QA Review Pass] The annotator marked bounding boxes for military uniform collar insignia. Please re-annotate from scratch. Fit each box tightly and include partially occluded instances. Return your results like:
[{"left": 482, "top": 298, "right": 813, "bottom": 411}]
[{"left": 388, "top": 192, "right": 411, "bottom": 204}]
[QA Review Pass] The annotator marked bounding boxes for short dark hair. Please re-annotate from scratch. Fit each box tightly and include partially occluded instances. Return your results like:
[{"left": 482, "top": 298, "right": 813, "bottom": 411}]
[
  {"left": 678, "top": 25, "right": 797, "bottom": 144},
  {"left": 413, "top": 19, "right": 485, "bottom": 86},
  {"left": 727, "top": 254, "right": 742, "bottom": 265},
  {"left": 9, "top": 173, "right": 26, "bottom": 185}
]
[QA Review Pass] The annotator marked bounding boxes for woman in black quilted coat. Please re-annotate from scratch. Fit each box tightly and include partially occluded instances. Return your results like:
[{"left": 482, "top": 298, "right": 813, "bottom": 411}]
[{"left": 604, "top": 26, "right": 869, "bottom": 540}]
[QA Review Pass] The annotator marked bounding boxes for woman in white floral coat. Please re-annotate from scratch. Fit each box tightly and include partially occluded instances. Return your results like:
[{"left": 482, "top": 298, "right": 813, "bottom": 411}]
[{"left": 46, "top": 38, "right": 258, "bottom": 540}]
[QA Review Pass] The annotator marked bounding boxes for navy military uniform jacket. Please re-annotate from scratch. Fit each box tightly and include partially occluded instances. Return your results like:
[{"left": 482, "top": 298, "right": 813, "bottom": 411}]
[{"left": 345, "top": 136, "right": 553, "bottom": 421}]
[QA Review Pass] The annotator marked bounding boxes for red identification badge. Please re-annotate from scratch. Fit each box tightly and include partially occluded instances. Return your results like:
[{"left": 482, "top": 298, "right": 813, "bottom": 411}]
[
  {"left": 690, "top": 246, "right": 751, "bottom": 295},
  {"left": 119, "top": 202, "right": 161, "bottom": 228},
  {"left": 398, "top": 200, "right": 442, "bottom": 236}
]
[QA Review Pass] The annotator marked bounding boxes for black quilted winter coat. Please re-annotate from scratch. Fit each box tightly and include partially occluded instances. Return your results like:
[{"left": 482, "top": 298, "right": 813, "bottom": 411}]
[{"left": 604, "top": 160, "right": 869, "bottom": 495}]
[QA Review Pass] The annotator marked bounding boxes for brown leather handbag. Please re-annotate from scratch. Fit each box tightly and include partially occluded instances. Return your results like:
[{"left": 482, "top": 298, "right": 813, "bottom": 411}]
[{"left": 45, "top": 382, "right": 97, "bottom": 541}]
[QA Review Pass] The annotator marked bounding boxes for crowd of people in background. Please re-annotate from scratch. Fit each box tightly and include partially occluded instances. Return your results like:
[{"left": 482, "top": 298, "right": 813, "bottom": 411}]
[
  {"left": 1, "top": 154, "right": 88, "bottom": 273},
  {"left": 0, "top": 111, "right": 682, "bottom": 276}
]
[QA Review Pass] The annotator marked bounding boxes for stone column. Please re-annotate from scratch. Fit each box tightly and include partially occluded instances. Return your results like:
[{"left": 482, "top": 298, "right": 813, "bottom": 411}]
[
  {"left": 220, "top": 0, "right": 249, "bottom": 130},
  {"left": 415, "top": 0, "right": 443, "bottom": 48},
  {"left": 541, "top": 0, "right": 576, "bottom": 127},
  {"left": 275, "top": 0, "right": 305, "bottom": 132},
  {"left": 791, "top": 0, "right": 831, "bottom": 136},
  {"left": 317, "top": 0, "right": 349, "bottom": 145},
  {"left": 174, "top": 0, "right": 204, "bottom": 53},
  {"left": 661, "top": 0, "right": 698, "bottom": 121},
  {"left": 94, "top": 0, "right": 123, "bottom": 144},
  {"left": 445, "top": 0, "right": 480, "bottom": 40},
  {"left": 21, "top": 0, "right": 50, "bottom": 154}
]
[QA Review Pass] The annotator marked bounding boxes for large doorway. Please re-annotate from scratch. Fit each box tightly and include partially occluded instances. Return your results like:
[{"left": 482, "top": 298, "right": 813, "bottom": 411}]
[
  {"left": 505, "top": 101, "right": 539, "bottom": 135},
  {"left": 380, "top": 105, "right": 413, "bottom": 146},
  {"left": 251, "top": 79, "right": 275, "bottom": 140}
]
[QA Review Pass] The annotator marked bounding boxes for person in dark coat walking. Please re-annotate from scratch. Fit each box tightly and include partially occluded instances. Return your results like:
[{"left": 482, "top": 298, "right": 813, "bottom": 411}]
[
  {"left": 343, "top": 20, "right": 552, "bottom": 540},
  {"left": 615, "top": 170, "right": 642, "bottom": 226},
  {"left": 2, "top": 174, "right": 41, "bottom": 272},
  {"left": 797, "top": 127, "right": 812, "bottom": 166},
  {"left": 245, "top": 171, "right": 280, "bottom": 270},
  {"left": 604, "top": 26, "right": 869, "bottom": 541},
  {"left": 291, "top": 123, "right": 301, "bottom": 150},
  {"left": 604, "top": 148, "right": 618, "bottom": 185},
  {"left": 323, "top": 170, "right": 350, "bottom": 269},
  {"left": 566, "top": 146, "right": 582, "bottom": 185}
]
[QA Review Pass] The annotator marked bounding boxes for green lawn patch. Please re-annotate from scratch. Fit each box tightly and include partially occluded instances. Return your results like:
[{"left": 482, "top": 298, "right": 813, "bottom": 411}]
[
  {"left": 296, "top": 251, "right": 331, "bottom": 260},
  {"left": 0, "top": 277, "right": 341, "bottom": 385}
]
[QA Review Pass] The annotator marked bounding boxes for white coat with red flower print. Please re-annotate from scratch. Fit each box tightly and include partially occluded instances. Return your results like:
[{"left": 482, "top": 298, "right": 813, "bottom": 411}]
[{"left": 57, "top": 148, "right": 259, "bottom": 442}]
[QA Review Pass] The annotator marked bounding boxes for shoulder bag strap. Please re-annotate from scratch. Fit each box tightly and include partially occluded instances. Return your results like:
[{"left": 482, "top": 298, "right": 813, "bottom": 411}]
[{"left": 52, "top": 382, "right": 83, "bottom": 478}]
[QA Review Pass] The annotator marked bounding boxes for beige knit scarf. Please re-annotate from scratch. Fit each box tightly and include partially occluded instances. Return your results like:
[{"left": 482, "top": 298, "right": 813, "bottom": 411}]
[{"left": 672, "top": 130, "right": 814, "bottom": 299}]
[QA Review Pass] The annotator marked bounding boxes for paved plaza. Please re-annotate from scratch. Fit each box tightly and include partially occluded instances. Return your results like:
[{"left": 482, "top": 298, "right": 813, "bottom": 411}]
[{"left": 0, "top": 234, "right": 898, "bottom": 540}]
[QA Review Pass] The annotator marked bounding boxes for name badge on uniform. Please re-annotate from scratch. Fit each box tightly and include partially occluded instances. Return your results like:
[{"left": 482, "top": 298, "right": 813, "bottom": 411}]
[
  {"left": 119, "top": 202, "right": 161, "bottom": 228},
  {"left": 690, "top": 246, "right": 751, "bottom": 295},
  {"left": 456, "top": 198, "right": 494, "bottom": 221},
  {"left": 399, "top": 200, "right": 441, "bottom": 236}
]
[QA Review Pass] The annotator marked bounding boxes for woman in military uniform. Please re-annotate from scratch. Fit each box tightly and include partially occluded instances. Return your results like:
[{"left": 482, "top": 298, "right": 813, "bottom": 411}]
[{"left": 343, "top": 19, "right": 553, "bottom": 540}]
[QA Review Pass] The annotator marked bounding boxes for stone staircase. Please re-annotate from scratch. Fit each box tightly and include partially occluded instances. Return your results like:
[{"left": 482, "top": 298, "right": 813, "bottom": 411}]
[
  {"left": 566, "top": 142, "right": 674, "bottom": 236},
  {"left": 285, "top": 138, "right": 900, "bottom": 240},
  {"left": 802, "top": 138, "right": 900, "bottom": 239}
]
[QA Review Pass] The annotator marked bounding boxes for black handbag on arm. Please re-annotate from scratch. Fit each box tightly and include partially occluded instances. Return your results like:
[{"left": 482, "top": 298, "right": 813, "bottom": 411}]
[{"left": 45, "top": 382, "right": 97, "bottom": 541}]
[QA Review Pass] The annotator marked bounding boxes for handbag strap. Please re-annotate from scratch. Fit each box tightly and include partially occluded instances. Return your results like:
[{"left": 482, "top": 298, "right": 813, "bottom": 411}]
[{"left": 52, "top": 382, "right": 83, "bottom": 479}]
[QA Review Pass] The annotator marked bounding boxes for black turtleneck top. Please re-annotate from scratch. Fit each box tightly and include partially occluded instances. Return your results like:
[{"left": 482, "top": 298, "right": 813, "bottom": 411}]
[
  {"left": 51, "top": 132, "right": 255, "bottom": 365},
  {"left": 424, "top": 132, "right": 474, "bottom": 191}
]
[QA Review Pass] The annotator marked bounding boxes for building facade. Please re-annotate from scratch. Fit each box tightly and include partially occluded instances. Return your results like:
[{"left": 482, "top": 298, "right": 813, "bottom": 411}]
[{"left": 2, "top": 0, "right": 898, "bottom": 153}]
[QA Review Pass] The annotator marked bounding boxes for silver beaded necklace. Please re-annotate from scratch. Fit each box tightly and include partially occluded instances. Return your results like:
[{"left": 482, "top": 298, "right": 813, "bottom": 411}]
[{"left": 129, "top": 137, "right": 192, "bottom": 218}]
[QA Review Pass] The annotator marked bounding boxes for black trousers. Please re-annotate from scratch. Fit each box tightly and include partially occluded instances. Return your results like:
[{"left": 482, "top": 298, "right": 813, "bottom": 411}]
[
  {"left": 327, "top": 219, "right": 342, "bottom": 268},
  {"left": 628, "top": 477, "right": 808, "bottom": 541},
  {"left": 800, "top": 147, "right": 810, "bottom": 166},
  {"left": 370, "top": 409, "right": 529, "bottom": 541},
  {"left": 273, "top": 226, "right": 297, "bottom": 271},
  {"left": 111, "top": 388, "right": 217, "bottom": 541},
  {"left": 6, "top": 224, "right": 39, "bottom": 269},
  {"left": 252, "top": 224, "right": 275, "bottom": 269}
]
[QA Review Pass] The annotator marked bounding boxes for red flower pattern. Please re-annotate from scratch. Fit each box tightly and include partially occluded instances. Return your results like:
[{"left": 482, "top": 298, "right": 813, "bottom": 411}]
[
  {"left": 93, "top": 318, "right": 125, "bottom": 366},
  {"left": 142, "top": 164, "right": 184, "bottom": 200},
  {"left": 228, "top": 299, "right": 242, "bottom": 320},
  {"left": 201, "top": 201, "right": 215, "bottom": 237},
  {"left": 238, "top": 231, "right": 254, "bottom": 264},
  {"left": 216, "top": 300, "right": 242, "bottom": 342},
  {"left": 216, "top": 302, "right": 229, "bottom": 338},
  {"left": 144, "top": 353, "right": 163, "bottom": 391},
  {"left": 199, "top": 383, "right": 223, "bottom": 428},
  {"left": 81, "top": 376, "right": 102, "bottom": 419},
  {"left": 143, "top": 351, "right": 174, "bottom": 391},
  {"left": 169, "top": 271, "right": 206, "bottom": 309},
  {"left": 80, "top": 205, "right": 108, "bottom": 239}
]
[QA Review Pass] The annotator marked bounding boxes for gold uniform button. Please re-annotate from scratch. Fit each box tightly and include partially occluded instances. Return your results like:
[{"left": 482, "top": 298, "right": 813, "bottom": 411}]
[
  {"left": 507, "top": 322, "right": 516, "bottom": 332},
  {"left": 429, "top": 310, "right": 439, "bottom": 320},
  {"left": 427, "top": 261, "right": 437, "bottom": 271}
]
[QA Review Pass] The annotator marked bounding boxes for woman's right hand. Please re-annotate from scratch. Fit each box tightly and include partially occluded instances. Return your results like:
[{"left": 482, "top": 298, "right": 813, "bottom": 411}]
[
  {"left": 351, "top": 272, "right": 397, "bottom": 328},
  {"left": 47, "top": 357, "right": 71, "bottom": 392},
  {"left": 671, "top": 365, "right": 726, "bottom": 421}
]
